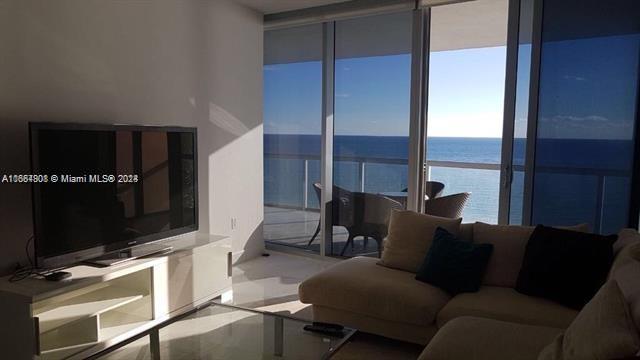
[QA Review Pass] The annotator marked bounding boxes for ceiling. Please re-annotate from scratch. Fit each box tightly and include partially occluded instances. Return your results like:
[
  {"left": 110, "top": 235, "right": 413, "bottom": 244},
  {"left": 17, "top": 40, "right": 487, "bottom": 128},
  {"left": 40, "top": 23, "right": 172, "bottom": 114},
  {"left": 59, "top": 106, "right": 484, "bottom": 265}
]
[
  {"left": 234, "top": 0, "right": 350, "bottom": 14},
  {"left": 264, "top": 0, "right": 509, "bottom": 65},
  {"left": 430, "top": 0, "right": 508, "bottom": 51}
]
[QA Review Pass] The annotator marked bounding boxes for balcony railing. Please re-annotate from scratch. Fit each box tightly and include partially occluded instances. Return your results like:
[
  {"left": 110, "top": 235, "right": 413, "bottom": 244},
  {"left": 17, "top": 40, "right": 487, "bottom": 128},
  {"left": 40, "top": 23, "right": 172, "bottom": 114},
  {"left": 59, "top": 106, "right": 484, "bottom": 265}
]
[
  {"left": 265, "top": 152, "right": 500, "bottom": 210},
  {"left": 265, "top": 152, "right": 631, "bottom": 233}
]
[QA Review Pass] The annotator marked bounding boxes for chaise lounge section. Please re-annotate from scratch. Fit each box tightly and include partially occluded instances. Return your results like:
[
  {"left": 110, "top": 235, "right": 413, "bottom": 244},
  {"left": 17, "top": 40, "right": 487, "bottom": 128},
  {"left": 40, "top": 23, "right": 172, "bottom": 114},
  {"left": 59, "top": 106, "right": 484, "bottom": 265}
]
[{"left": 420, "top": 237, "right": 640, "bottom": 359}]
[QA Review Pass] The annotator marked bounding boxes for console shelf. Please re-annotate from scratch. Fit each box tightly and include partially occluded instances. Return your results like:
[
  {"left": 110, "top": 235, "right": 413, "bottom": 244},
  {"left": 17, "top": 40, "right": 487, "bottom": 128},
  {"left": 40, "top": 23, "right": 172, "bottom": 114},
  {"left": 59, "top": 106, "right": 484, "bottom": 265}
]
[
  {"left": 0, "top": 232, "right": 233, "bottom": 360},
  {"left": 36, "top": 286, "right": 146, "bottom": 333}
]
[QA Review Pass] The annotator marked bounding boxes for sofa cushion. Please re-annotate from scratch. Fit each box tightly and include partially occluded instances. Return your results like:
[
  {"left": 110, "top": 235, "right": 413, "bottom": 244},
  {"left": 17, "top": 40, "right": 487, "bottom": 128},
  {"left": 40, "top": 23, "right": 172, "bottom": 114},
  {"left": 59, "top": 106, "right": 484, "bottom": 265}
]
[
  {"left": 378, "top": 210, "right": 462, "bottom": 273},
  {"left": 538, "top": 280, "right": 640, "bottom": 360},
  {"left": 610, "top": 229, "right": 640, "bottom": 278},
  {"left": 614, "top": 228, "right": 640, "bottom": 254},
  {"left": 474, "top": 222, "right": 589, "bottom": 287},
  {"left": 419, "top": 316, "right": 562, "bottom": 360},
  {"left": 458, "top": 222, "right": 474, "bottom": 242},
  {"left": 436, "top": 286, "right": 578, "bottom": 329},
  {"left": 608, "top": 241, "right": 640, "bottom": 336},
  {"left": 416, "top": 227, "right": 493, "bottom": 295},
  {"left": 299, "top": 256, "right": 450, "bottom": 326},
  {"left": 516, "top": 225, "right": 616, "bottom": 309}
]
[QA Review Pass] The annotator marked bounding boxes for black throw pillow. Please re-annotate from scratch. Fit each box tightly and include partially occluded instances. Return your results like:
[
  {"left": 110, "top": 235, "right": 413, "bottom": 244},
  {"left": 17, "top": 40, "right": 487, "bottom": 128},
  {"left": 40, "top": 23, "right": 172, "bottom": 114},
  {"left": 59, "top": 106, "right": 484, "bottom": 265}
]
[
  {"left": 416, "top": 227, "right": 494, "bottom": 295},
  {"left": 515, "top": 225, "right": 616, "bottom": 309}
]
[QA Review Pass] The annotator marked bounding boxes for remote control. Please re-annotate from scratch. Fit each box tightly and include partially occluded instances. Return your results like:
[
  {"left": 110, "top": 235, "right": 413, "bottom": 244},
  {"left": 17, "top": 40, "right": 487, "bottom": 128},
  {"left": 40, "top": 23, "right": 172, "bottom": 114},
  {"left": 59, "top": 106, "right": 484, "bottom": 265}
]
[
  {"left": 303, "top": 324, "right": 345, "bottom": 338},
  {"left": 312, "top": 321, "right": 344, "bottom": 330}
]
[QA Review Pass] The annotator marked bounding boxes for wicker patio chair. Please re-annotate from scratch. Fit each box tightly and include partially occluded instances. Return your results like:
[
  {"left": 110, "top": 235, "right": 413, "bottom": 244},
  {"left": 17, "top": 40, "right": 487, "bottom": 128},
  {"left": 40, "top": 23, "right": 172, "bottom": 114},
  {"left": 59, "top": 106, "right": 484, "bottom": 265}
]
[
  {"left": 401, "top": 180, "right": 445, "bottom": 199},
  {"left": 425, "top": 181, "right": 445, "bottom": 199},
  {"left": 339, "top": 192, "right": 403, "bottom": 257},
  {"left": 308, "top": 183, "right": 354, "bottom": 246},
  {"left": 424, "top": 192, "right": 470, "bottom": 219}
]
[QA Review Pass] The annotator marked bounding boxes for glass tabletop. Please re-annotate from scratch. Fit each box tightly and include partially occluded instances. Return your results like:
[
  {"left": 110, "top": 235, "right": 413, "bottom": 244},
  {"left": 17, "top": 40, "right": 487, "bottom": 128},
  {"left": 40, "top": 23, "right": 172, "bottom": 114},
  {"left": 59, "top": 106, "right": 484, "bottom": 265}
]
[{"left": 101, "top": 302, "right": 355, "bottom": 360}]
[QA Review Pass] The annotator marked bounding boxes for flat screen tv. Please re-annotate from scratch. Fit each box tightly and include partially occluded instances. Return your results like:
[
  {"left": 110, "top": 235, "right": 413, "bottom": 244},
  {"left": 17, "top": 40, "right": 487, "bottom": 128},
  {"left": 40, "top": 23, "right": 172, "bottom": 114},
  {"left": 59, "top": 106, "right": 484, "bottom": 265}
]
[{"left": 30, "top": 123, "right": 198, "bottom": 269}]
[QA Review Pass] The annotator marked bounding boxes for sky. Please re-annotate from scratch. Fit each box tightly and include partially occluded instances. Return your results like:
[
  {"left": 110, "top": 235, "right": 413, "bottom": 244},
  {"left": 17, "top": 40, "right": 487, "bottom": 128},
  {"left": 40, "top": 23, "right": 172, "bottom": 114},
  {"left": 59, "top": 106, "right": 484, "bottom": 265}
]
[
  {"left": 264, "top": 34, "right": 640, "bottom": 140},
  {"left": 264, "top": 46, "right": 507, "bottom": 138}
]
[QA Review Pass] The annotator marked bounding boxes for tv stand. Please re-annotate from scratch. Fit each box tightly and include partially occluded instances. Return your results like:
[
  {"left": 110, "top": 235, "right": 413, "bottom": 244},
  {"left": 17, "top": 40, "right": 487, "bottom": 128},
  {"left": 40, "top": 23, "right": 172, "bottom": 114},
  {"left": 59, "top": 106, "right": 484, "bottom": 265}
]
[
  {"left": 84, "top": 244, "right": 174, "bottom": 267},
  {"left": 0, "top": 232, "right": 232, "bottom": 360}
]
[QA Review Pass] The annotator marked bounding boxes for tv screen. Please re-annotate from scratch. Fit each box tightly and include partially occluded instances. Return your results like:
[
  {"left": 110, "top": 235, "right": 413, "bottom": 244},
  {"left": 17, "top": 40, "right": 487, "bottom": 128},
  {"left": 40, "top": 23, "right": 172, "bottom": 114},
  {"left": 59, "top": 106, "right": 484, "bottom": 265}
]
[{"left": 30, "top": 123, "right": 198, "bottom": 268}]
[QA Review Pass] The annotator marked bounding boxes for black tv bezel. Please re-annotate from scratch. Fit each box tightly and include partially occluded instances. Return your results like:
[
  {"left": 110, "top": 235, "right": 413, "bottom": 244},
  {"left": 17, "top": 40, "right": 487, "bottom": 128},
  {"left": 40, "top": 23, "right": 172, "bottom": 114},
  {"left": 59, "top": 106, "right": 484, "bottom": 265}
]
[{"left": 29, "top": 122, "right": 199, "bottom": 269}]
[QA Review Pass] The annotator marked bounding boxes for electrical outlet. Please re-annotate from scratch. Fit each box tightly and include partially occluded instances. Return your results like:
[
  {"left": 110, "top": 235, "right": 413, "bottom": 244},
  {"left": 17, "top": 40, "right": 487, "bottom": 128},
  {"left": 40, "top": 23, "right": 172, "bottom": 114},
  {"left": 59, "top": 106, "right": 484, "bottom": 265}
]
[{"left": 231, "top": 217, "right": 237, "bottom": 230}]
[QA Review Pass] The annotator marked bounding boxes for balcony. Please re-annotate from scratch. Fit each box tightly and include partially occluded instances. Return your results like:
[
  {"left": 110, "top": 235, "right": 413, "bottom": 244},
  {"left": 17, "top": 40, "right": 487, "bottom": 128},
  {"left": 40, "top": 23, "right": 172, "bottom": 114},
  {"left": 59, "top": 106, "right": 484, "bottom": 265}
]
[
  {"left": 264, "top": 152, "right": 501, "bottom": 256},
  {"left": 264, "top": 150, "right": 630, "bottom": 257}
]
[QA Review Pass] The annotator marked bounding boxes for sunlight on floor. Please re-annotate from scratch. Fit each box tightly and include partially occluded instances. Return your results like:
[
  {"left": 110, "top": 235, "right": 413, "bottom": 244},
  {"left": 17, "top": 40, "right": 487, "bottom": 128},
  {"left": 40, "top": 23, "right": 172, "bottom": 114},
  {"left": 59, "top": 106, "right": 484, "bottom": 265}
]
[{"left": 99, "top": 251, "right": 336, "bottom": 359}]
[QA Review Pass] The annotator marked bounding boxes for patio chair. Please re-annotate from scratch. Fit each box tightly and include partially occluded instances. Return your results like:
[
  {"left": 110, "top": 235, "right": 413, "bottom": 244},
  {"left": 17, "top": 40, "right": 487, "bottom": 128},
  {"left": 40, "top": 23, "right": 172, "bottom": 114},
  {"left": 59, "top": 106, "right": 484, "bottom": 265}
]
[
  {"left": 425, "top": 181, "right": 445, "bottom": 199},
  {"left": 424, "top": 192, "right": 470, "bottom": 219},
  {"left": 401, "top": 180, "right": 445, "bottom": 199},
  {"left": 339, "top": 192, "right": 403, "bottom": 257},
  {"left": 307, "top": 183, "right": 354, "bottom": 246}
]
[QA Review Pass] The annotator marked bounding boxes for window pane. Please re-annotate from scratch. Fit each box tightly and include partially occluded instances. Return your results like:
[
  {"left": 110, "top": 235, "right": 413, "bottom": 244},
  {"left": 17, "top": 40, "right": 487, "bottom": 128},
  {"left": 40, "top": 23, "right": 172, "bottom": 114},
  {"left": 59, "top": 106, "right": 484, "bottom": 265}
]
[
  {"left": 263, "top": 24, "right": 323, "bottom": 252},
  {"left": 427, "top": 0, "right": 508, "bottom": 224},
  {"left": 509, "top": 0, "right": 534, "bottom": 225},
  {"left": 532, "top": 0, "right": 640, "bottom": 232},
  {"left": 333, "top": 12, "right": 413, "bottom": 257}
]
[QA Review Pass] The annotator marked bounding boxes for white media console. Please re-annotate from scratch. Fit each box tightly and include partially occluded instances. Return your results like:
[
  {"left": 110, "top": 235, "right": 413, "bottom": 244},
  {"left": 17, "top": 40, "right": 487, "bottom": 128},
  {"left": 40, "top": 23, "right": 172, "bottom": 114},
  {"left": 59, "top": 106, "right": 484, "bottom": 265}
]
[{"left": 0, "top": 233, "right": 233, "bottom": 360}]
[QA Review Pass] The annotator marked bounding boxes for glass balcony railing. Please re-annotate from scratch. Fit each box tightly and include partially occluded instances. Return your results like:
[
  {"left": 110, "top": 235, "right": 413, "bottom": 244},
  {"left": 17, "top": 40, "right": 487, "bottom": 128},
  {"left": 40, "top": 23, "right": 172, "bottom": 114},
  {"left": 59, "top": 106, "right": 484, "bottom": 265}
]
[
  {"left": 264, "top": 152, "right": 501, "bottom": 223},
  {"left": 264, "top": 152, "right": 631, "bottom": 232}
]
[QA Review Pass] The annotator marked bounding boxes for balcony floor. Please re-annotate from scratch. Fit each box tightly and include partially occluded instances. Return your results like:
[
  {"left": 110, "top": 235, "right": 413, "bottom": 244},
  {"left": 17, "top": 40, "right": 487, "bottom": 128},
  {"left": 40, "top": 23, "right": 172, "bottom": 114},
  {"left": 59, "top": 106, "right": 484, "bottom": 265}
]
[{"left": 264, "top": 206, "right": 381, "bottom": 257}]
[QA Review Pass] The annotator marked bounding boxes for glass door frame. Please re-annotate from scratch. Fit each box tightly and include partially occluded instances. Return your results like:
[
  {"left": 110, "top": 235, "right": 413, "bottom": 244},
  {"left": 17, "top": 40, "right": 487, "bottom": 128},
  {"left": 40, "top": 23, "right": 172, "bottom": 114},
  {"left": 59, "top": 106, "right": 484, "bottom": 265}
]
[
  {"left": 497, "top": 0, "right": 545, "bottom": 226},
  {"left": 313, "top": 3, "right": 519, "bottom": 255},
  {"left": 319, "top": 10, "right": 424, "bottom": 255},
  {"left": 419, "top": 0, "right": 515, "bottom": 225},
  {"left": 407, "top": 7, "right": 431, "bottom": 213},
  {"left": 319, "top": 21, "right": 335, "bottom": 256},
  {"left": 497, "top": 0, "right": 521, "bottom": 224},
  {"left": 498, "top": 0, "right": 543, "bottom": 226},
  {"left": 520, "top": 0, "right": 543, "bottom": 226}
]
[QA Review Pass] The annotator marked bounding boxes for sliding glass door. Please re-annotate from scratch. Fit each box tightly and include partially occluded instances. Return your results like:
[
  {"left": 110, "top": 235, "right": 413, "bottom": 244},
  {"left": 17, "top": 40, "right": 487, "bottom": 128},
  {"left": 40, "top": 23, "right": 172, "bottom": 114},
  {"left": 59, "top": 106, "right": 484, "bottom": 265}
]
[
  {"left": 503, "top": 0, "right": 535, "bottom": 225},
  {"left": 502, "top": 0, "right": 640, "bottom": 232},
  {"left": 332, "top": 12, "right": 413, "bottom": 256},
  {"left": 424, "top": 0, "right": 509, "bottom": 223},
  {"left": 262, "top": 0, "right": 640, "bottom": 258},
  {"left": 263, "top": 24, "right": 324, "bottom": 252},
  {"left": 529, "top": 0, "right": 640, "bottom": 233}
]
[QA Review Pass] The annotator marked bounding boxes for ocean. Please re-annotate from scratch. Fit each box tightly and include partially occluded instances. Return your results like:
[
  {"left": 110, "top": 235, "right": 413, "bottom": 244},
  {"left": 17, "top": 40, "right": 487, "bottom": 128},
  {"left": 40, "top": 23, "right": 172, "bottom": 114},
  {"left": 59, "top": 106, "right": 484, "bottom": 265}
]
[{"left": 264, "top": 134, "right": 634, "bottom": 230}]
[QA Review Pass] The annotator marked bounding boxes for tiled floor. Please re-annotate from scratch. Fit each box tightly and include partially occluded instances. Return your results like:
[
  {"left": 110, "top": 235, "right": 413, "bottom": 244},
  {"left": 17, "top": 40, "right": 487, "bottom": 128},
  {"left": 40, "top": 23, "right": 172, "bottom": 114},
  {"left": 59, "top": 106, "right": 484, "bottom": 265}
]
[
  {"left": 231, "top": 251, "right": 339, "bottom": 314},
  {"left": 99, "top": 251, "right": 338, "bottom": 359},
  {"left": 264, "top": 206, "right": 381, "bottom": 257}
]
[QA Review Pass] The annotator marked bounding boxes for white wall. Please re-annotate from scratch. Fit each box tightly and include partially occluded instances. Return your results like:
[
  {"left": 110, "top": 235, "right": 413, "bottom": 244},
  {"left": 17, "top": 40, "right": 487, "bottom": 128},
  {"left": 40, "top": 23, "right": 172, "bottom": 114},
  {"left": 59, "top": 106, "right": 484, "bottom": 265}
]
[{"left": 0, "top": 0, "right": 264, "bottom": 275}]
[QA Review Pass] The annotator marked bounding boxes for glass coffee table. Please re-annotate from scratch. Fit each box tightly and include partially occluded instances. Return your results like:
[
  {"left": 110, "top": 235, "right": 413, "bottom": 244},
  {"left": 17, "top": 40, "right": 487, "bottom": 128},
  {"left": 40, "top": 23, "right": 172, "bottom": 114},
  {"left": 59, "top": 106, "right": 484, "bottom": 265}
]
[{"left": 98, "top": 302, "right": 355, "bottom": 360}]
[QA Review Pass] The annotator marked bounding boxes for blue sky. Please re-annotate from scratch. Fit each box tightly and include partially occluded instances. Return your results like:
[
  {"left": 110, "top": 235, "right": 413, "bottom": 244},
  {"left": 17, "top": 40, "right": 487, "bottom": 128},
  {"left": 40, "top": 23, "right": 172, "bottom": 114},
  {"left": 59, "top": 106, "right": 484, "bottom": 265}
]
[
  {"left": 536, "top": 35, "right": 639, "bottom": 140},
  {"left": 264, "top": 35, "right": 640, "bottom": 140},
  {"left": 264, "top": 46, "right": 507, "bottom": 137},
  {"left": 428, "top": 46, "right": 506, "bottom": 138}
]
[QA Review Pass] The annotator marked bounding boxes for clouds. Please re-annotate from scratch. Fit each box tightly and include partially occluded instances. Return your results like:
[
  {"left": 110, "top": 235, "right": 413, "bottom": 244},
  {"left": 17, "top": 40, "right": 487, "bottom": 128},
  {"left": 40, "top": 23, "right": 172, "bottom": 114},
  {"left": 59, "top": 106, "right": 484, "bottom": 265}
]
[
  {"left": 538, "top": 114, "right": 634, "bottom": 140},
  {"left": 562, "top": 75, "right": 587, "bottom": 82}
]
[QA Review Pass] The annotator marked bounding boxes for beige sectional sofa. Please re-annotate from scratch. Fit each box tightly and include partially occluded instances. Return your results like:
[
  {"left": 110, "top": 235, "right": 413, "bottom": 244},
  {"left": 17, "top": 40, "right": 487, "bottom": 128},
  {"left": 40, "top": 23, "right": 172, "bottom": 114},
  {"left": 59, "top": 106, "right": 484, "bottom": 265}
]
[{"left": 298, "top": 222, "right": 640, "bottom": 358}]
